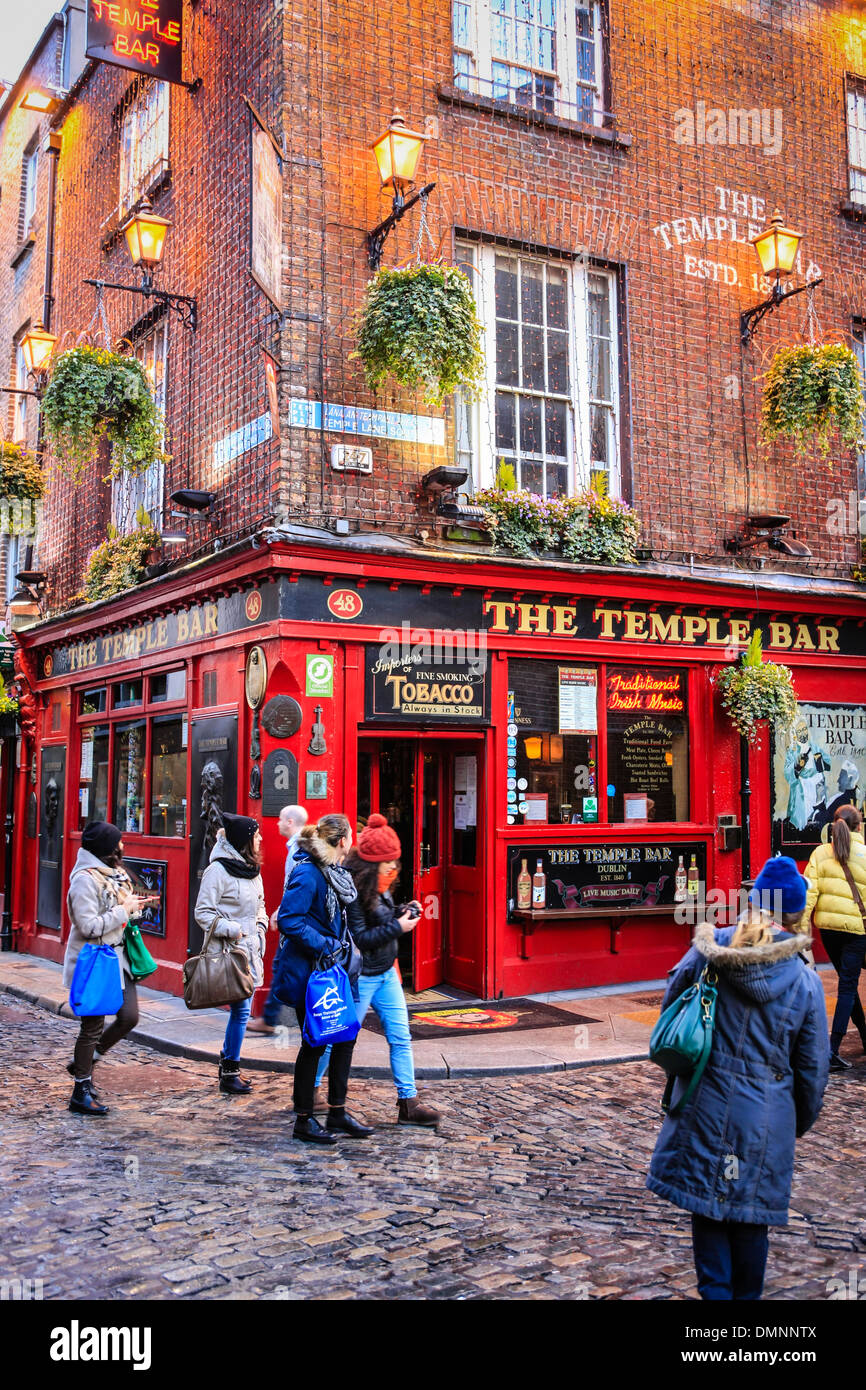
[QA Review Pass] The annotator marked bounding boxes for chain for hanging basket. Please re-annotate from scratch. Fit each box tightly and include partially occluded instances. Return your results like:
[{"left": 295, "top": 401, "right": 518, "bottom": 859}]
[
  {"left": 411, "top": 190, "right": 438, "bottom": 266},
  {"left": 799, "top": 280, "right": 823, "bottom": 347},
  {"left": 77, "top": 281, "right": 114, "bottom": 351}
]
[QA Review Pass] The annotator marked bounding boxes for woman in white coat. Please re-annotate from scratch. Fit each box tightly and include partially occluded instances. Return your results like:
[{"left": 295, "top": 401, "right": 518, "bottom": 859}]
[{"left": 194, "top": 813, "right": 268, "bottom": 1094}]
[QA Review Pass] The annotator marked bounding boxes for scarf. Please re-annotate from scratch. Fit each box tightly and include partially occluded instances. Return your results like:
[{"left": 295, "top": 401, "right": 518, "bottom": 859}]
[
  {"left": 323, "top": 861, "right": 357, "bottom": 927},
  {"left": 215, "top": 856, "right": 261, "bottom": 881}
]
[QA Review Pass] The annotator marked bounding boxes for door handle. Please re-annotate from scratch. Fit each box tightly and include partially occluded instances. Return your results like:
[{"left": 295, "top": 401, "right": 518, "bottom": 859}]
[{"left": 420, "top": 842, "right": 429, "bottom": 873}]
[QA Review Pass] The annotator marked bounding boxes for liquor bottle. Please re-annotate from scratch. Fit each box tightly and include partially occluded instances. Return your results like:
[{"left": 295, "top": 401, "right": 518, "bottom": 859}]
[
  {"left": 674, "top": 855, "right": 687, "bottom": 902},
  {"left": 517, "top": 859, "right": 532, "bottom": 910},
  {"left": 532, "top": 859, "right": 547, "bottom": 908},
  {"left": 687, "top": 853, "right": 699, "bottom": 897}
]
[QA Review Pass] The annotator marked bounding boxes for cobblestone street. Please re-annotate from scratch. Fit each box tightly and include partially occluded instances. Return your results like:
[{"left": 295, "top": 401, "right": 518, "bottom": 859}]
[{"left": 2, "top": 989, "right": 865, "bottom": 1302}]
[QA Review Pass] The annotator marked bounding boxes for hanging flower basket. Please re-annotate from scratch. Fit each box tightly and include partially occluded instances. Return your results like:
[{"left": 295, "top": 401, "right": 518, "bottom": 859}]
[
  {"left": 82, "top": 525, "right": 162, "bottom": 604},
  {"left": 0, "top": 441, "right": 44, "bottom": 500},
  {"left": 41, "top": 345, "right": 167, "bottom": 481},
  {"left": 760, "top": 343, "right": 865, "bottom": 457},
  {"left": 354, "top": 262, "right": 485, "bottom": 406},
  {"left": 715, "top": 630, "right": 798, "bottom": 744},
  {"left": 0, "top": 676, "right": 20, "bottom": 738}
]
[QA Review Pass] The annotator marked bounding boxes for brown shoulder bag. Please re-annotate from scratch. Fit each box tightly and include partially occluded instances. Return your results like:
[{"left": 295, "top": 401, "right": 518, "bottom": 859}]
[
  {"left": 840, "top": 859, "right": 866, "bottom": 927},
  {"left": 183, "top": 919, "right": 255, "bottom": 1010}
]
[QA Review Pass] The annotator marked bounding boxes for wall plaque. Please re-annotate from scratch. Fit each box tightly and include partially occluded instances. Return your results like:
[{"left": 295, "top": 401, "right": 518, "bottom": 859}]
[
  {"left": 262, "top": 750, "right": 298, "bottom": 817},
  {"left": 364, "top": 645, "right": 489, "bottom": 725},
  {"left": 261, "top": 695, "right": 302, "bottom": 738}
]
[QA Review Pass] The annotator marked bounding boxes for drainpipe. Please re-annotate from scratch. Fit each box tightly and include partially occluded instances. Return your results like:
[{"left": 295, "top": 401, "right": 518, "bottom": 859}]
[{"left": 42, "top": 130, "right": 62, "bottom": 331}]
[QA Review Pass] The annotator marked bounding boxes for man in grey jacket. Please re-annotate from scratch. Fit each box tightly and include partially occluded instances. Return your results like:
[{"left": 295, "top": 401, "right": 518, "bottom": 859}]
[{"left": 248, "top": 804, "right": 309, "bottom": 1035}]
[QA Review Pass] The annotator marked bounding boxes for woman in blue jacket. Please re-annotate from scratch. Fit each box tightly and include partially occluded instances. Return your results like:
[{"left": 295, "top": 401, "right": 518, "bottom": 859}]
[
  {"left": 274, "top": 813, "right": 372, "bottom": 1145},
  {"left": 647, "top": 856, "right": 828, "bottom": 1301}
]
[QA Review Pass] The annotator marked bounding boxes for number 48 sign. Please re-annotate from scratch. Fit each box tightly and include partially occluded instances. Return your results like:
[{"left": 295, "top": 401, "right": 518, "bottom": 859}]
[{"left": 306, "top": 654, "right": 334, "bottom": 698}]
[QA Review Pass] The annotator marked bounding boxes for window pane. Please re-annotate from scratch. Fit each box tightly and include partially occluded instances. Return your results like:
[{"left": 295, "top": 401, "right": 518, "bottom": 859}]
[
  {"left": 590, "top": 403, "right": 610, "bottom": 465},
  {"left": 113, "top": 721, "right": 146, "bottom": 834},
  {"left": 495, "top": 320, "right": 519, "bottom": 384},
  {"left": 495, "top": 392, "right": 517, "bottom": 450},
  {"left": 519, "top": 395, "right": 543, "bottom": 453},
  {"left": 79, "top": 725, "right": 109, "bottom": 830},
  {"left": 150, "top": 716, "right": 188, "bottom": 837},
  {"left": 547, "top": 462, "right": 569, "bottom": 497},
  {"left": 522, "top": 325, "right": 546, "bottom": 388},
  {"left": 80, "top": 688, "right": 107, "bottom": 715},
  {"left": 508, "top": 659, "right": 598, "bottom": 823},
  {"left": 547, "top": 268, "right": 568, "bottom": 329},
  {"left": 547, "top": 328, "right": 569, "bottom": 393},
  {"left": 606, "top": 668, "right": 690, "bottom": 823},
  {"left": 114, "top": 680, "right": 143, "bottom": 709},
  {"left": 495, "top": 257, "right": 518, "bottom": 320},
  {"left": 545, "top": 398, "right": 568, "bottom": 457},
  {"left": 422, "top": 753, "right": 440, "bottom": 868},
  {"left": 521, "top": 262, "right": 544, "bottom": 324},
  {"left": 520, "top": 459, "right": 544, "bottom": 494},
  {"left": 150, "top": 670, "right": 186, "bottom": 703}
]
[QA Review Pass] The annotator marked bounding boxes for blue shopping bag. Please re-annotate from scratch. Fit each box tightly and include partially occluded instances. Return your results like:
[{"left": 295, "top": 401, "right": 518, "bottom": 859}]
[
  {"left": 69, "top": 942, "right": 124, "bottom": 1018},
  {"left": 303, "top": 962, "right": 360, "bottom": 1046}
]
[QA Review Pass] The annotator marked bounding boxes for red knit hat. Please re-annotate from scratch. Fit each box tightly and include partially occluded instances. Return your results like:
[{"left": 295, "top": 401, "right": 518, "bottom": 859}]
[{"left": 357, "top": 812, "right": 402, "bottom": 862}]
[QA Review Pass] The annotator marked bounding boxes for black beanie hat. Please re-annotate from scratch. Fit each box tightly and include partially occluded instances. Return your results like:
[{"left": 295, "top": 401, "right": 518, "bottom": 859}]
[
  {"left": 221, "top": 812, "right": 259, "bottom": 854},
  {"left": 81, "top": 821, "right": 123, "bottom": 861}
]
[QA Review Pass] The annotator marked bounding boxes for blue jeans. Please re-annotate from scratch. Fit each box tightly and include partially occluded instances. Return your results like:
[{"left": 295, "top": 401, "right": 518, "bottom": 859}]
[
  {"left": 691, "top": 1215, "right": 769, "bottom": 1300},
  {"left": 223, "top": 995, "right": 252, "bottom": 1062},
  {"left": 315, "top": 966, "right": 416, "bottom": 1099},
  {"left": 261, "top": 939, "right": 284, "bottom": 1027}
]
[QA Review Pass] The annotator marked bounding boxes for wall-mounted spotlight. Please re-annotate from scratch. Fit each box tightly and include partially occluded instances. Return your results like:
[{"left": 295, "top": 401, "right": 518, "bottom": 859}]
[
  {"left": 725, "top": 514, "right": 812, "bottom": 559},
  {"left": 20, "top": 89, "right": 62, "bottom": 114}
]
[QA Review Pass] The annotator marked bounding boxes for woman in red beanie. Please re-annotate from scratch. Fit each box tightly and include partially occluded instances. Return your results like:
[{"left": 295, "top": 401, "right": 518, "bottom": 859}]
[{"left": 315, "top": 813, "right": 440, "bottom": 1125}]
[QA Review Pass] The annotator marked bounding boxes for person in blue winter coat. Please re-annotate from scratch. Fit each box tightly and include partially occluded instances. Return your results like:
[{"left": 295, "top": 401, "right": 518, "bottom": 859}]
[
  {"left": 274, "top": 813, "right": 372, "bottom": 1146},
  {"left": 646, "top": 855, "right": 829, "bottom": 1301}
]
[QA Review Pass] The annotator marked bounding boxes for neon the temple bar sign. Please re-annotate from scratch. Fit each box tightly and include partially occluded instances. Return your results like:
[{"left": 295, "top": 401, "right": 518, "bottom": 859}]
[{"left": 86, "top": 1, "right": 184, "bottom": 85}]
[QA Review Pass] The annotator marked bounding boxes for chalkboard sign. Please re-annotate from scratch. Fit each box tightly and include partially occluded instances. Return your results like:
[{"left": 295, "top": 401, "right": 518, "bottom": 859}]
[
  {"left": 507, "top": 840, "right": 707, "bottom": 913},
  {"left": 124, "top": 858, "right": 167, "bottom": 938},
  {"left": 262, "top": 750, "right": 298, "bottom": 817}
]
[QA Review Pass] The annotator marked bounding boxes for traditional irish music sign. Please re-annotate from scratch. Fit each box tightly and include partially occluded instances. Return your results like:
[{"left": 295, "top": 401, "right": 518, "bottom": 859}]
[{"left": 86, "top": 1, "right": 185, "bottom": 86}]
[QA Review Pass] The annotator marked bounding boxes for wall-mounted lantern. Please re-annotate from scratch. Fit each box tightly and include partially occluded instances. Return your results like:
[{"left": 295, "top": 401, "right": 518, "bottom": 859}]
[
  {"left": 740, "top": 209, "right": 823, "bottom": 344},
  {"left": 368, "top": 111, "right": 436, "bottom": 270},
  {"left": 20, "top": 321, "right": 58, "bottom": 383},
  {"left": 84, "top": 196, "right": 198, "bottom": 331}
]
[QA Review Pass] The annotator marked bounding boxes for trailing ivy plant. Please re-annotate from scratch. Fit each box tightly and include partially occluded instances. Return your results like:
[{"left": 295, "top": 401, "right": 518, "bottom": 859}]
[
  {"left": 41, "top": 345, "right": 166, "bottom": 481},
  {"left": 473, "top": 471, "right": 640, "bottom": 563},
  {"left": 0, "top": 441, "right": 44, "bottom": 500},
  {"left": 82, "top": 524, "right": 162, "bottom": 604},
  {"left": 355, "top": 262, "right": 485, "bottom": 406},
  {"left": 760, "top": 343, "right": 865, "bottom": 457},
  {"left": 715, "top": 630, "right": 798, "bottom": 744}
]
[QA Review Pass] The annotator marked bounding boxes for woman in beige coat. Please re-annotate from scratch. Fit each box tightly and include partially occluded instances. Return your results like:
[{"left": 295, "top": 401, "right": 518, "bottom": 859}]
[
  {"left": 804, "top": 805, "right": 866, "bottom": 1071},
  {"left": 64, "top": 821, "right": 154, "bottom": 1116},
  {"left": 194, "top": 813, "right": 268, "bottom": 1095}
]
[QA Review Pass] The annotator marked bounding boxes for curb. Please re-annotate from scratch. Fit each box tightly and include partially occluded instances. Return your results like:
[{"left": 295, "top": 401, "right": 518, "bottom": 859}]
[{"left": 1, "top": 976, "right": 651, "bottom": 1079}]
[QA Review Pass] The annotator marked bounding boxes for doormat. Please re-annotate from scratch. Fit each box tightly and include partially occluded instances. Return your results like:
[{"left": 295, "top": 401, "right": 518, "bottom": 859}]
[{"left": 362, "top": 998, "right": 597, "bottom": 1039}]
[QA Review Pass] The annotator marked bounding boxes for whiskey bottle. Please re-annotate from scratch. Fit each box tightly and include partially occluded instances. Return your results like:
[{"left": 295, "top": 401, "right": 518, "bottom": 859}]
[
  {"left": 532, "top": 858, "right": 547, "bottom": 908},
  {"left": 674, "top": 855, "right": 687, "bottom": 902},
  {"left": 687, "top": 853, "right": 700, "bottom": 897},
  {"left": 517, "top": 859, "right": 532, "bottom": 910}
]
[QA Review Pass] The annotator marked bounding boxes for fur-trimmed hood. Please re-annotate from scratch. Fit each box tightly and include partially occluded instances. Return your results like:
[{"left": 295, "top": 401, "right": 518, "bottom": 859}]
[
  {"left": 693, "top": 919, "right": 813, "bottom": 1003},
  {"left": 295, "top": 832, "right": 340, "bottom": 868}
]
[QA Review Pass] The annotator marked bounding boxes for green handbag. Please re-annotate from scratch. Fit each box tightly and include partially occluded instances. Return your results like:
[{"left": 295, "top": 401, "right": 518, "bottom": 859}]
[
  {"left": 123, "top": 921, "right": 158, "bottom": 981},
  {"left": 649, "top": 965, "right": 718, "bottom": 1116}
]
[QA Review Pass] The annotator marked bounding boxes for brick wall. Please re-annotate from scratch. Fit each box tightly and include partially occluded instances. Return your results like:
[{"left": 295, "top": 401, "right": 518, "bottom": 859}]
[{"left": 15, "top": 0, "right": 866, "bottom": 607}]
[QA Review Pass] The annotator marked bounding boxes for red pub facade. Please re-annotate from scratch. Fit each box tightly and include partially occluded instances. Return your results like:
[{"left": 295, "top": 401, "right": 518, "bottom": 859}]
[{"left": 13, "top": 531, "right": 866, "bottom": 1004}]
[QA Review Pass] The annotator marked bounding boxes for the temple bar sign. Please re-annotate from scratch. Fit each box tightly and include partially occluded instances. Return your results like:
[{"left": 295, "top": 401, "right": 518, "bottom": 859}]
[{"left": 87, "top": 0, "right": 184, "bottom": 84}]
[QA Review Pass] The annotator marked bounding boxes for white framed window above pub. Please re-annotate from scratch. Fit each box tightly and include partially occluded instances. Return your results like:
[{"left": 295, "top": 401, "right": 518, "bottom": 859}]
[
  {"left": 12, "top": 332, "right": 29, "bottom": 443},
  {"left": 455, "top": 239, "right": 622, "bottom": 498},
  {"left": 846, "top": 74, "right": 866, "bottom": 207},
  {"left": 118, "top": 78, "right": 170, "bottom": 219},
  {"left": 112, "top": 316, "right": 168, "bottom": 534},
  {"left": 855, "top": 323, "right": 865, "bottom": 508},
  {"left": 452, "top": 0, "right": 608, "bottom": 124},
  {"left": 20, "top": 139, "right": 38, "bottom": 238}
]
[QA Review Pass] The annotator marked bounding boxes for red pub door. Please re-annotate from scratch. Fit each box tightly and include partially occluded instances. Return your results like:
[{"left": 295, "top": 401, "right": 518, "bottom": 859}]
[{"left": 358, "top": 736, "right": 485, "bottom": 995}]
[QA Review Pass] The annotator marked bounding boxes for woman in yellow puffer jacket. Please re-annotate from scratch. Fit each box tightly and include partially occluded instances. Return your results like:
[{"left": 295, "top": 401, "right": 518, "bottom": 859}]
[{"left": 804, "top": 805, "right": 866, "bottom": 1071}]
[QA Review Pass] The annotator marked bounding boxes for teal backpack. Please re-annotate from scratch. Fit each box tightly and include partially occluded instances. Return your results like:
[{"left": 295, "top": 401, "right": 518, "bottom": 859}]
[{"left": 649, "top": 966, "right": 718, "bottom": 1115}]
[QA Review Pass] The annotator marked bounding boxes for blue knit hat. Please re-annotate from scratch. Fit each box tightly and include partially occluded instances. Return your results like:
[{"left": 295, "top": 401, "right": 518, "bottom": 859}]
[{"left": 750, "top": 855, "right": 808, "bottom": 916}]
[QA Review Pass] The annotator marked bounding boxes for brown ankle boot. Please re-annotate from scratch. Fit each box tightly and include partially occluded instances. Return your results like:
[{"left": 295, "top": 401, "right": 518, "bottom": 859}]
[{"left": 397, "top": 1095, "right": 440, "bottom": 1127}]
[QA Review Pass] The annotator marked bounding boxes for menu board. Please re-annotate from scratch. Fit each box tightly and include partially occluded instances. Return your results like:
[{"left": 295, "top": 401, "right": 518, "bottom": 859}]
[
  {"left": 615, "top": 716, "right": 675, "bottom": 795},
  {"left": 559, "top": 667, "right": 598, "bottom": 734},
  {"left": 507, "top": 841, "right": 707, "bottom": 913}
]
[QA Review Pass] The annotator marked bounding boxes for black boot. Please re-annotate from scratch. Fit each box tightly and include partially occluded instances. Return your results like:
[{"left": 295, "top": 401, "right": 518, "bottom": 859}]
[
  {"left": 326, "top": 1106, "right": 374, "bottom": 1138},
  {"left": 218, "top": 1054, "right": 252, "bottom": 1095},
  {"left": 293, "top": 1113, "right": 338, "bottom": 1145},
  {"left": 68, "top": 1079, "right": 109, "bottom": 1116},
  {"left": 830, "top": 1052, "right": 852, "bottom": 1073}
]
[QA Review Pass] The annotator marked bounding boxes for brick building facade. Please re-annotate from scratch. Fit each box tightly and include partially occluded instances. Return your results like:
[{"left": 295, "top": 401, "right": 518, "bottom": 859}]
[{"left": 2, "top": 1, "right": 866, "bottom": 999}]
